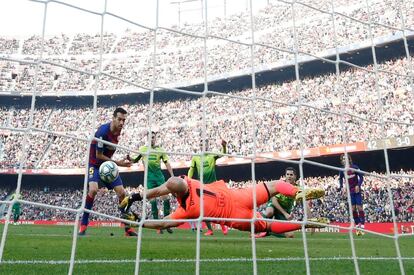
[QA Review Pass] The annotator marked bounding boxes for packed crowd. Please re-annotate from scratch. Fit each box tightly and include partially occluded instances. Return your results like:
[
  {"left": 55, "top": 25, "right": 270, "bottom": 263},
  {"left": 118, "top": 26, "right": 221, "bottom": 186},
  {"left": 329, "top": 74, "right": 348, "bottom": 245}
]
[
  {"left": 0, "top": 0, "right": 412, "bottom": 92},
  {"left": 1, "top": 56, "right": 412, "bottom": 169},
  {"left": 1, "top": 171, "right": 413, "bottom": 223}
]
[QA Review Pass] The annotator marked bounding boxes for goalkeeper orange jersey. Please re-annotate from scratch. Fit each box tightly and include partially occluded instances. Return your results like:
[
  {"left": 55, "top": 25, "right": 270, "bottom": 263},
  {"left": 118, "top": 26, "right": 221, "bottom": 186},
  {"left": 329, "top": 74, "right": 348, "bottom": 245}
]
[{"left": 170, "top": 177, "right": 270, "bottom": 231}]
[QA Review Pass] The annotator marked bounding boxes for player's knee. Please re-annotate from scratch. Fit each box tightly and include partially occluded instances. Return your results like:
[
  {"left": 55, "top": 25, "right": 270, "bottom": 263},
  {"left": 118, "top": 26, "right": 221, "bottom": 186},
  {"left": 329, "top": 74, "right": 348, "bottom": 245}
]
[
  {"left": 88, "top": 187, "right": 98, "bottom": 198},
  {"left": 265, "top": 209, "right": 273, "bottom": 218},
  {"left": 116, "top": 190, "right": 126, "bottom": 199}
]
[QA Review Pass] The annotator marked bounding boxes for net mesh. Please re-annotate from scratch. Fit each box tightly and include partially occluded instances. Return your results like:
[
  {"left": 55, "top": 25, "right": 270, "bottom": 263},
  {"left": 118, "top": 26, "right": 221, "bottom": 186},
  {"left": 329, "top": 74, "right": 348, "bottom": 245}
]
[{"left": 0, "top": 0, "right": 413, "bottom": 274}]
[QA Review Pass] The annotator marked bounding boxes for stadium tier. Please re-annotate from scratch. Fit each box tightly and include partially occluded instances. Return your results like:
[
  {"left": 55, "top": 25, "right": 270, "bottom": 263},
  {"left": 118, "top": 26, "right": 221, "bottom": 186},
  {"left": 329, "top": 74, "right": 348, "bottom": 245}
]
[
  {"left": 0, "top": 0, "right": 413, "bottom": 94},
  {"left": 1, "top": 0, "right": 413, "bottom": 274}
]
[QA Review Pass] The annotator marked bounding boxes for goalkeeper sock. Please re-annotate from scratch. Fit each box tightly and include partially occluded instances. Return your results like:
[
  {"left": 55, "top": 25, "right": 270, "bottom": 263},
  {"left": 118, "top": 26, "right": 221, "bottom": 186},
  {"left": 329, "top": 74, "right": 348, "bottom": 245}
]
[
  {"left": 151, "top": 200, "right": 159, "bottom": 219},
  {"left": 163, "top": 198, "right": 171, "bottom": 216},
  {"left": 270, "top": 221, "right": 301, "bottom": 234},
  {"left": 274, "top": 181, "right": 298, "bottom": 197},
  {"left": 81, "top": 194, "right": 94, "bottom": 226}
]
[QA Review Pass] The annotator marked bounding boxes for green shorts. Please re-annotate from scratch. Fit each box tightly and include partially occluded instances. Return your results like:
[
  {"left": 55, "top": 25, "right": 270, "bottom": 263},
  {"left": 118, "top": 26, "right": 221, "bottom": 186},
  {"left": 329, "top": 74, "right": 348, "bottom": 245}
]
[
  {"left": 266, "top": 202, "right": 288, "bottom": 220},
  {"left": 273, "top": 212, "right": 287, "bottom": 221},
  {"left": 146, "top": 177, "right": 165, "bottom": 189}
]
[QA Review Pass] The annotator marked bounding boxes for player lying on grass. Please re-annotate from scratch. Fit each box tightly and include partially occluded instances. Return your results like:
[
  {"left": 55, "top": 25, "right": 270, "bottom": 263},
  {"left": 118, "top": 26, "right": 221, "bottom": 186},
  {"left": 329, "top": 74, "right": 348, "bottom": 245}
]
[
  {"left": 121, "top": 176, "right": 329, "bottom": 234},
  {"left": 255, "top": 167, "right": 314, "bottom": 238}
]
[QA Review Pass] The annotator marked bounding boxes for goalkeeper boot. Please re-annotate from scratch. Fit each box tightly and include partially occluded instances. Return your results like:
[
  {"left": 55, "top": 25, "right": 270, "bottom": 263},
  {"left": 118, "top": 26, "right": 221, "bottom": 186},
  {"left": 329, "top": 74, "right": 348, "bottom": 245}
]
[
  {"left": 204, "top": 229, "right": 214, "bottom": 236},
  {"left": 166, "top": 228, "right": 173, "bottom": 234},
  {"left": 78, "top": 225, "right": 88, "bottom": 236},
  {"left": 305, "top": 217, "right": 330, "bottom": 229},
  {"left": 295, "top": 188, "right": 325, "bottom": 202}
]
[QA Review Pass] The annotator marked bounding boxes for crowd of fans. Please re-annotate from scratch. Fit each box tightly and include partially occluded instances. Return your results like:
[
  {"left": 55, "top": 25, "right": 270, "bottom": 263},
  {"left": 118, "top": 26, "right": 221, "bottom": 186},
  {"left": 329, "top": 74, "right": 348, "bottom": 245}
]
[
  {"left": 1, "top": 170, "right": 413, "bottom": 223},
  {"left": 0, "top": 0, "right": 412, "bottom": 92},
  {"left": 0, "top": 56, "right": 412, "bottom": 169}
]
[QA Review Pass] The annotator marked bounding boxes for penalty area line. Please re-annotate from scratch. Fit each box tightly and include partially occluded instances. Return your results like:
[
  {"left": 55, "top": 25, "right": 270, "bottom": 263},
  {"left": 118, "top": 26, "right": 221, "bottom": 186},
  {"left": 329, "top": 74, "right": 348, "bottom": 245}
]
[{"left": 3, "top": 257, "right": 414, "bottom": 265}]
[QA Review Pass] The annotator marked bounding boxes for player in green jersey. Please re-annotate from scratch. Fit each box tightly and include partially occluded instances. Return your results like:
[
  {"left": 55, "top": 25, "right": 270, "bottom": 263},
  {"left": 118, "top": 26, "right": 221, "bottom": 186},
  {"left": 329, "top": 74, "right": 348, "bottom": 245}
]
[
  {"left": 10, "top": 193, "right": 22, "bottom": 225},
  {"left": 188, "top": 138, "right": 228, "bottom": 236},
  {"left": 130, "top": 131, "right": 174, "bottom": 234},
  {"left": 256, "top": 167, "right": 311, "bottom": 238}
]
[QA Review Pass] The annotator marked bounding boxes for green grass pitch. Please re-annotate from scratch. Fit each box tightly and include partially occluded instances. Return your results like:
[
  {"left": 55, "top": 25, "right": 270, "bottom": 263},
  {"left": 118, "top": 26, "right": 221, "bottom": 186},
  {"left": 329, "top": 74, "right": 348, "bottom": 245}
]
[{"left": 0, "top": 224, "right": 413, "bottom": 274}]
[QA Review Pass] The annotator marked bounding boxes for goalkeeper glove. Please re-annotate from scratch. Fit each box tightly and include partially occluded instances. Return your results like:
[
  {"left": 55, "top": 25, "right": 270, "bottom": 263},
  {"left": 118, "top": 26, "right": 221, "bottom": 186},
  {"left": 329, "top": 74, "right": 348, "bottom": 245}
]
[
  {"left": 119, "top": 193, "right": 142, "bottom": 213},
  {"left": 121, "top": 212, "right": 141, "bottom": 227}
]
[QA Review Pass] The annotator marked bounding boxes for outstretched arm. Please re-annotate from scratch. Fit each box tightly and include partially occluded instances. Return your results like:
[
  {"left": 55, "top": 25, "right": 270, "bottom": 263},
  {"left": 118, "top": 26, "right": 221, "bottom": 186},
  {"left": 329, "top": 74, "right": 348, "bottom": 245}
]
[
  {"left": 146, "top": 176, "right": 188, "bottom": 200},
  {"left": 142, "top": 214, "right": 184, "bottom": 229}
]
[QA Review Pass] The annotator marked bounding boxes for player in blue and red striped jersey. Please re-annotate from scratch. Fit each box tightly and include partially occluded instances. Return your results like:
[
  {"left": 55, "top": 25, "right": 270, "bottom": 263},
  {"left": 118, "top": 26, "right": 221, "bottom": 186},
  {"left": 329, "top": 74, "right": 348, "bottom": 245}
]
[
  {"left": 79, "top": 107, "right": 137, "bottom": 237},
  {"left": 339, "top": 154, "right": 365, "bottom": 235}
]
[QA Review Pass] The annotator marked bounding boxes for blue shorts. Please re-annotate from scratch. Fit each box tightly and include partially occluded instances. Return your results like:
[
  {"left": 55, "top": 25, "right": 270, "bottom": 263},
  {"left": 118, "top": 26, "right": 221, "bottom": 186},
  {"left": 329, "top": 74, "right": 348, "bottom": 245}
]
[
  {"left": 88, "top": 164, "right": 123, "bottom": 189},
  {"left": 350, "top": 192, "right": 363, "bottom": 206}
]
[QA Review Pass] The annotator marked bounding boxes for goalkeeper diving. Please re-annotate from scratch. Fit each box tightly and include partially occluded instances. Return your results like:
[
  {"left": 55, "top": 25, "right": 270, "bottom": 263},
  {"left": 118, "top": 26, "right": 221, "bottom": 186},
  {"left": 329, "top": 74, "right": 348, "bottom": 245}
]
[{"left": 120, "top": 176, "right": 329, "bottom": 235}]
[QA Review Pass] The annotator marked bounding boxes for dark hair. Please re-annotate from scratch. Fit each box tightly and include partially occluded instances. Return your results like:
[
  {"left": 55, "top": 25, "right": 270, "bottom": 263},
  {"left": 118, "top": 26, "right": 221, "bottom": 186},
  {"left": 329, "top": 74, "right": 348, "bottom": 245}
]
[
  {"left": 285, "top": 167, "right": 297, "bottom": 176},
  {"left": 113, "top": 107, "right": 127, "bottom": 117},
  {"left": 340, "top": 154, "right": 352, "bottom": 164}
]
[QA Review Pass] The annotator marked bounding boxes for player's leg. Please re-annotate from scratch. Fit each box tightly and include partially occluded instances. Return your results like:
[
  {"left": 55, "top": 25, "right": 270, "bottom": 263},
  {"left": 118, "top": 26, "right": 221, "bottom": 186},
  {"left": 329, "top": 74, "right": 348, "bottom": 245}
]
[
  {"left": 232, "top": 212, "right": 327, "bottom": 235},
  {"left": 354, "top": 193, "right": 365, "bottom": 235},
  {"left": 15, "top": 204, "right": 21, "bottom": 223},
  {"left": 264, "top": 205, "right": 275, "bottom": 218},
  {"left": 239, "top": 180, "right": 323, "bottom": 211},
  {"left": 79, "top": 181, "right": 98, "bottom": 235},
  {"left": 265, "top": 180, "right": 325, "bottom": 202},
  {"left": 356, "top": 195, "right": 365, "bottom": 228},
  {"left": 113, "top": 178, "right": 137, "bottom": 237},
  {"left": 154, "top": 177, "right": 173, "bottom": 234},
  {"left": 254, "top": 205, "right": 275, "bottom": 238},
  {"left": 79, "top": 166, "right": 101, "bottom": 235},
  {"left": 269, "top": 212, "right": 293, "bottom": 238},
  {"left": 147, "top": 179, "right": 160, "bottom": 220},
  {"left": 351, "top": 194, "right": 360, "bottom": 226},
  {"left": 12, "top": 203, "right": 20, "bottom": 224}
]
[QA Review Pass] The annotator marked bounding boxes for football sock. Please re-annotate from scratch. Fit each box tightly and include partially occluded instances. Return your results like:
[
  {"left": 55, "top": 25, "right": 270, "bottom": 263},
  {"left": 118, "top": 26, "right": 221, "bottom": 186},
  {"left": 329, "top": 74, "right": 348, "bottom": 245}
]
[
  {"left": 358, "top": 210, "right": 365, "bottom": 225},
  {"left": 151, "top": 200, "right": 159, "bottom": 219},
  {"left": 352, "top": 210, "right": 360, "bottom": 225},
  {"left": 81, "top": 194, "right": 94, "bottom": 226},
  {"left": 163, "top": 198, "right": 171, "bottom": 216},
  {"left": 270, "top": 221, "right": 301, "bottom": 234}
]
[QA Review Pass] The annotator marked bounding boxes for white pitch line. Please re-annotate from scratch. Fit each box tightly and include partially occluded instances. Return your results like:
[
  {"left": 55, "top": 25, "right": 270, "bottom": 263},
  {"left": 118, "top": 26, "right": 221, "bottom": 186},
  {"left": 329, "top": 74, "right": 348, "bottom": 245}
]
[
  {"left": 2, "top": 257, "right": 414, "bottom": 265},
  {"left": 12, "top": 233, "right": 373, "bottom": 241}
]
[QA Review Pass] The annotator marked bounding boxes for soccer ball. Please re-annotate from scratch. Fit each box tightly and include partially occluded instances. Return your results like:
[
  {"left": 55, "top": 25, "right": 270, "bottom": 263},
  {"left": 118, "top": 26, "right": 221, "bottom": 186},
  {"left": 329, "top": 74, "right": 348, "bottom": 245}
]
[{"left": 99, "top": 161, "right": 119, "bottom": 183}]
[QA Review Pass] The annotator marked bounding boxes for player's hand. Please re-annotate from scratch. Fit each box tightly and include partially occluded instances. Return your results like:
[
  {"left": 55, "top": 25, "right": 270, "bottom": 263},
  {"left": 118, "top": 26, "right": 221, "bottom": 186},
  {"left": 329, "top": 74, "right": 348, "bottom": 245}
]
[
  {"left": 354, "top": 185, "right": 360, "bottom": 193},
  {"left": 284, "top": 213, "right": 292, "bottom": 220},
  {"left": 117, "top": 159, "right": 131, "bottom": 167}
]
